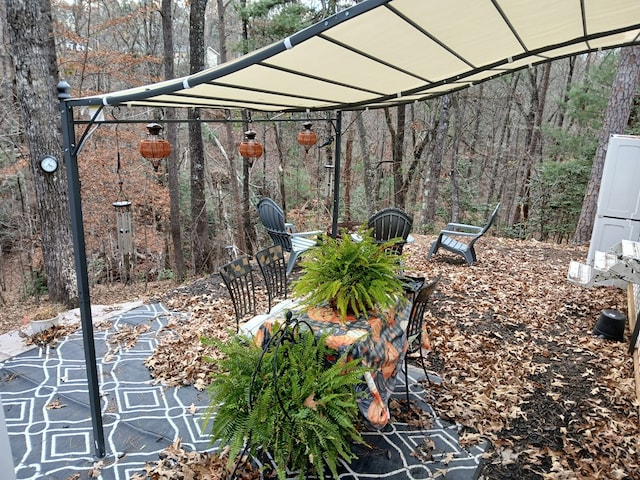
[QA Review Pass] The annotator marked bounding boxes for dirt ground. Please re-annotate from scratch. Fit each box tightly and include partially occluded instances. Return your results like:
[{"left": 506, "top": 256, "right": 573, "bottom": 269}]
[
  {"left": 3, "top": 235, "right": 639, "bottom": 479},
  {"left": 0, "top": 250, "right": 175, "bottom": 336}
]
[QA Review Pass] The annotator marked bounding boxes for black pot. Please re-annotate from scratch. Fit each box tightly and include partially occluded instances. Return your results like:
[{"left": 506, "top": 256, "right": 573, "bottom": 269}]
[{"left": 593, "top": 309, "right": 626, "bottom": 342}]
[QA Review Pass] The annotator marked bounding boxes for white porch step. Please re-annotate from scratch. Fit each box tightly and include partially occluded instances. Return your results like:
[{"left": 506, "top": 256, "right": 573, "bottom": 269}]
[
  {"left": 567, "top": 260, "right": 594, "bottom": 287},
  {"left": 567, "top": 258, "right": 618, "bottom": 287},
  {"left": 568, "top": 240, "right": 640, "bottom": 288},
  {"left": 621, "top": 239, "right": 640, "bottom": 269},
  {"left": 593, "top": 250, "right": 618, "bottom": 272}
]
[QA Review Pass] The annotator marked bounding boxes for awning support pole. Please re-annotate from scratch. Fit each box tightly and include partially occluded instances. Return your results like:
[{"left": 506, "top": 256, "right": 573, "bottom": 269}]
[
  {"left": 58, "top": 80, "right": 106, "bottom": 458},
  {"left": 331, "top": 111, "right": 342, "bottom": 238}
]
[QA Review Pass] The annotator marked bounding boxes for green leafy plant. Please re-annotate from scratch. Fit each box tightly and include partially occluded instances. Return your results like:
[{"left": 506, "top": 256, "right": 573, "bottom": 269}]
[
  {"left": 202, "top": 327, "right": 368, "bottom": 480},
  {"left": 291, "top": 228, "right": 405, "bottom": 319}
]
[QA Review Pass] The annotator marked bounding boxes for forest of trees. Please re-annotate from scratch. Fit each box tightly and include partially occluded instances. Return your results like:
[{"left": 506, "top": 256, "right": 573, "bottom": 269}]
[{"left": 1, "top": 0, "right": 639, "bottom": 306}]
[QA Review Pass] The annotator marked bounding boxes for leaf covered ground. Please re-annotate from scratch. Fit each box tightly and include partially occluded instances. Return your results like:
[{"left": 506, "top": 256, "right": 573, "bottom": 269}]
[
  {"left": 137, "top": 235, "right": 640, "bottom": 479},
  {"left": 404, "top": 236, "right": 639, "bottom": 479},
  {"left": 9, "top": 235, "right": 639, "bottom": 479}
]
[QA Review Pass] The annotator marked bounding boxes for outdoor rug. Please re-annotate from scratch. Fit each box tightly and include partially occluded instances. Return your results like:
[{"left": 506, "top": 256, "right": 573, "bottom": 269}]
[{"left": 0, "top": 303, "right": 487, "bottom": 479}]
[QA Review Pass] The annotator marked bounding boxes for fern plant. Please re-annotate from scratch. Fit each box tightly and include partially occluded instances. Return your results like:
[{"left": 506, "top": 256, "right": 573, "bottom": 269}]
[
  {"left": 291, "top": 228, "right": 405, "bottom": 320},
  {"left": 202, "top": 326, "right": 369, "bottom": 480}
]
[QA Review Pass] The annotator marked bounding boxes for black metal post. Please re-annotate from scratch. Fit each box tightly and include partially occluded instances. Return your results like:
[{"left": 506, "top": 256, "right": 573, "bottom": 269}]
[
  {"left": 57, "top": 80, "right": 106, "bottom": 458},
  {"left": 331, "top": 111, "right": 342, "bottom": 238}
]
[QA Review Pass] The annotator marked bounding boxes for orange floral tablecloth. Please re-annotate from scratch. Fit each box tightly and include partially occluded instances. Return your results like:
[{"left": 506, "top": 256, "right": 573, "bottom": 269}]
[{"left": 254, "top": 300, "right": 410, "bottom": 430}]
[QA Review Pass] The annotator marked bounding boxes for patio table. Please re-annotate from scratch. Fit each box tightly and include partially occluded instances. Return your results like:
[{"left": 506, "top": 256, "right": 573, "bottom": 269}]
[{"left": 253, "top": 299, "right": 410, "bottom": 430}]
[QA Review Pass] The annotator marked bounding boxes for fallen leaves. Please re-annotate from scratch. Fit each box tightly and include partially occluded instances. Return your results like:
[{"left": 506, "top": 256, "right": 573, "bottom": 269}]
[
  {"left": 46, "top": 397, "right": 66, "bottom": 410},
  {"left": 403, "top": 235, "right": 640, "bottom": 479},
  {"left": 144, "top": 277, "right": 274, "bottom": 390},
  {"left": 20, "top": 323, "right": 78, "bottom": 348},
  {"left": 141, "top": 438, "right": 232, "bottom": 480}
]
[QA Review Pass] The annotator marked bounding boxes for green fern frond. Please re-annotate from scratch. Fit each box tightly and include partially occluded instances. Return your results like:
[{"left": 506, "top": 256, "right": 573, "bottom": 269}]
[
  {"left": 202, "top": 328, "right": 369, "bottom": 480},
  {"left": 292, "top": 228, "right": 404, "bottom": 320}
]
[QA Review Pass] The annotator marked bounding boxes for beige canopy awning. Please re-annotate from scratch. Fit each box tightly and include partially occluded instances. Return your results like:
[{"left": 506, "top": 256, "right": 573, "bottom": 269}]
[{"left": 67, "top": 0, "right": 640, "bottom": 113}]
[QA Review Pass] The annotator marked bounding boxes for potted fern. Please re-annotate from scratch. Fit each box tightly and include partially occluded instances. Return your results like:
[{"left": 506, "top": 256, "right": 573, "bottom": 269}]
[
  {"left": 291, "top": 228, "right": 405, "bottom": 320},
  {"left": 202, "top": 229, "right": 407, "bottom": 479},
  {"left": 202, "top": 326, "right": 369, "bottom": 480}
]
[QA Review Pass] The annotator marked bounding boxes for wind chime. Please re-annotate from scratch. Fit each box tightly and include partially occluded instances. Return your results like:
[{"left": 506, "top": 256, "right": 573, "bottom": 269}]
[
  {"left": 112, "top": 129, "right": 134, "bottom": 283},
  {"left": 324, "top": 163, "right": 335, "bottom": 198}
]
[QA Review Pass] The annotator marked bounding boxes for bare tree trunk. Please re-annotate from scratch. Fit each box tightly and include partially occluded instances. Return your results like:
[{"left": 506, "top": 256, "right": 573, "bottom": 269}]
[
  {"left": 556, "top": 57, "right": 576, "bottom": 130},
  {"left": 274, "top": 124, "right": 287, "bottom": 210},
  {"left": 189, "top": 0, "right": 212, "bottom": 273},
  {"left": 343, "top": 124, "right": 353, "bottom": 223},
  {"left": 574, "top": 46, "right": 640, "bottom": 243},
  {"left": 469, "top": 83, "right": 484, "bottom": 165},
  {"left": 213, "top": 0, "right": 246, "bottom": 255},
  {"left": 321, "top": 121, "right": 334, "bottom": 213},
  {"left": 450, "top": 96, "right": 463, "bottom": 223},
  {"left": 356, "top": 113, "right": 374, "bottom": 217},
  {"left": 404, "top": 105, "right": 431, "bottom": 211},
  {"left": 384, "top": 106, "right": 407, "bottom": 208},
  {"left": 6, "top": 0, "right": 77, "bottom": 306},
  {"left": 161, "top": 0, "right": 186, "bottom": 281},
  {"left": 491, "top": 74, "right": 519, "bottom": 222},
  {"left": 422, "top": 94, "right": 451, "bottom": 224},
  {"left": 510, "top": 63, "right": 551, "bottom": 231}
]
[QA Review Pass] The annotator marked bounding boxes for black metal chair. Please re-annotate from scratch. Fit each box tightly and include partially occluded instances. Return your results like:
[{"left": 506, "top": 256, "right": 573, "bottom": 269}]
[
  {"left": 256, "top": 244, "right": 288, "bottom": 313},
  {"left": 367, "top": 207, "right": 413, "bottom": 255},
  {"left": 427, "top": 203, "right": 500, "bottom": 265},
  {"left": 401, "top": 275, "right": 425, "bottom": 303},
  {"left": 256, "top": 197, "right": 323, "bottom": 274},
  {"left": 218, "top": 255, "right": 258, "bottom": 333},
  {"left": 403, "top": 275, "right": 440, "bottom": 405}
]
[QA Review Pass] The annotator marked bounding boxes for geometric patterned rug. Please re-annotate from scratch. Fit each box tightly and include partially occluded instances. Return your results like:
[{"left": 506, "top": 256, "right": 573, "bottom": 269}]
[{"left": 0, "top": 303, "right": 487, "bottom": 480}]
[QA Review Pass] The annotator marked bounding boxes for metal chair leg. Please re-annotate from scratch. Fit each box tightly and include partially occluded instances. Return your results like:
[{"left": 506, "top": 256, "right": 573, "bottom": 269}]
[
  {"left": 416, "top": 349, "right": 432, "bottom": 386},
  {"left": 404, "top": 356, "right": 410, "bottom": 405}
]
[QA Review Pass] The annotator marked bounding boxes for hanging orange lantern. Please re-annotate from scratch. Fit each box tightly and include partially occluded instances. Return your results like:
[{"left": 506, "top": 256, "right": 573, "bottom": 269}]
[
  {"left": 238, "top": 130, "right": 263, "bottom": 163},
  {"left": 139, "top": 123, "right": 171, "bottom": 172},
  {"left": 297, "top": 122, "right": 318, "bottom": 153}
]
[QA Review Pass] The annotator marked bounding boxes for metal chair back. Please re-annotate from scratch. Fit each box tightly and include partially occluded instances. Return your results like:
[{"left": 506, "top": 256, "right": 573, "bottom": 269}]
[
  {"left": 256, "top": 244, "right": 288, "bottom": 313},
  {"left": 404, "top": 275, "right": 440, "bottom": 404},
  {"left": 219, "top": 255, "right": 257, "bottom": 332}
]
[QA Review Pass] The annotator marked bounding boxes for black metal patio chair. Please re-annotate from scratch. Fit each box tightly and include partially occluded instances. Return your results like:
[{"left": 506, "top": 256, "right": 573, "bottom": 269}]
[
  {"left": 255, "top": 244, "right": 288, "bottom": 313},
  {"left": 218, "top": 255, "right": 258, "bottom": 333},
  {"left": 403, "top": 275, "right": 441, "bottom": 405}
]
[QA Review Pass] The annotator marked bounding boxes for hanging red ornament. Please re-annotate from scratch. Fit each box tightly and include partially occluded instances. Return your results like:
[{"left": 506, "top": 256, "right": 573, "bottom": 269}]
[
  {"left": 238, "top": 130, "right": 263, "bottom": 163},
  {"left": 139, "top": 123, "right": 171, "bottom": 172},
  {"left": 297, "top": 122, "right": 318, "bottom": 153}
]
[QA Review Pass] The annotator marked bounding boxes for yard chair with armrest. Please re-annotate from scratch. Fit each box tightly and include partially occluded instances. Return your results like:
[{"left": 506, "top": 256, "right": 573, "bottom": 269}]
[
  {"left": 403, "top": 275, "right": 441, "bottom": 405},
  {"left": 427, "top": 203, "right": 500, "bottom": 266},
  {"left": 367, "top": 207, "right": 414, "bottom": 256},
  {"left": 256, "top": 197, "right": 323, "bottom": 274},
  {"left": 255, "top": 244, "right": 289, "bottom": 314},
  {"left": 219, "top": 255, "right": 269, "bottom": 335}
]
